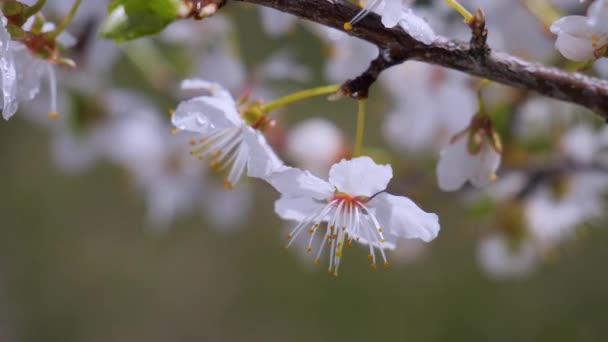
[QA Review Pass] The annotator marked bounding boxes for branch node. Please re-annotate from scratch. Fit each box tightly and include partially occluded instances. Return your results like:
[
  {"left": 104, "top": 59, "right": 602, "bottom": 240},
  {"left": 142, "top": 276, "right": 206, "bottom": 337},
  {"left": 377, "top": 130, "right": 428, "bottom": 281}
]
[{"left": 468, "top": 8, "right": 490, "bottom": 57}]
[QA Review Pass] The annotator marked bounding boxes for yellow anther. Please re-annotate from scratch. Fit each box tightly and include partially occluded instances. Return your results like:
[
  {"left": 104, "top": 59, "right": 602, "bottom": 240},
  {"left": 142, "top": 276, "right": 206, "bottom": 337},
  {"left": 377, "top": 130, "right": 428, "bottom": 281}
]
[
  {"left": 347, "top": 239, "right": 352, "bottom": 248},
  {"left": 370, "top": 263, "right": 377, "bottom": 270},
  {"left": 308, "top": 228, "right": 314, "bottom": 233},
  {"left": 383, "top": 262, "right": 391, "bottom": 268},
  {"left": 223, "top": 179, "right": 233, "bottom": 190},
  {"left": 336, "top": 251, "right": 342, "bottom": 257},
  {"left": 314, "top": 224, "right": 319, "bottom": 227},
  {"left": 343, "top": 22, "right": 353, "bottom": 31},
  {"left": 306, "top": 247, "right": 312, "bottom": 253},
  {"left": 212, "top": 150, "right": 222, "bottom": 158},
  {"left": 367, "top": 254, "right": 373, "bottom": 260},
  {"left": 377, "top": 227, "right": 383, "bottom": 233},
  {"left": 332, "top": 234, "right": 338, "bottom": 239},
  {"left": 286, "top": 234, "right": 292, "bottom": 240},
  {"left": 357, "top": 0, "right": 365, "bottom": 7},
  {"left": 168, "top": 108, "right": 175, "bottom": 116},
  {"left": 209, "top": 160, "right": 220, "bottom": 168},
  {"left": 342, "top": 226, "right": 346, "bottom": 231},
  {"left": 592, "top": 35, "right": 600, "bottom": 42},
  {"left": 314, "top": 258, "right": 320, "bottom": 265},
  {"left": 170, "top": 128, "right": 178, "bottom": 135},
  {"left": 188, "top": 139, "right": 197, "bottom": 146},
  {"left": 48, "top": 111, "right": 59, "bottom": 119},
  {"left": 490, "top": 173, "right": 498, "bottom": 181},
  {"left": 330, "top": 225, "right": 335, "bottom": 230},
  {"left": 381, "top": 238, "right": 386, "bottom": 243}
]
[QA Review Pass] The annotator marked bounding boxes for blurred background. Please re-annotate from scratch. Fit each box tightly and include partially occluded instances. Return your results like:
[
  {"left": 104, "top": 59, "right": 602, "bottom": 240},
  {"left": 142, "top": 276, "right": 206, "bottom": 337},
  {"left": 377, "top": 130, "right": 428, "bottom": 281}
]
[{"left": 1, "top": 0, "right": 608, "bottom": 341}]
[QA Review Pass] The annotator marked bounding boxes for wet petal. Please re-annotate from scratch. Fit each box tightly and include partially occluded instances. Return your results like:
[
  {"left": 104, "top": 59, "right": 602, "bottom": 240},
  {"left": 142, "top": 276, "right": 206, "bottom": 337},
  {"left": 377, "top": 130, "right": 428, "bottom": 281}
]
[{"left": 172, "top": 96, "right": 240, "bottom": 133}]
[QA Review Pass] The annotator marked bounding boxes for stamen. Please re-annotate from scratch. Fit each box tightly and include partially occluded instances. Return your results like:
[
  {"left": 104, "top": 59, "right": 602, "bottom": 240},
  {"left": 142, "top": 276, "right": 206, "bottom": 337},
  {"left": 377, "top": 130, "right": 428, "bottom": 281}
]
[{"left": 47, "top": 64, "right": 58, "bottom": 119}]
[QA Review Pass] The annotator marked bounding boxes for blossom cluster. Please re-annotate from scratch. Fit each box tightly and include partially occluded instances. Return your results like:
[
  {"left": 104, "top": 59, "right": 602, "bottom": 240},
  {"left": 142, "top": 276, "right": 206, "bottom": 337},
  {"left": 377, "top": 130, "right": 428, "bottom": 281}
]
[{"left": 1, "top": 0, "right": 607, "bottom": 279}]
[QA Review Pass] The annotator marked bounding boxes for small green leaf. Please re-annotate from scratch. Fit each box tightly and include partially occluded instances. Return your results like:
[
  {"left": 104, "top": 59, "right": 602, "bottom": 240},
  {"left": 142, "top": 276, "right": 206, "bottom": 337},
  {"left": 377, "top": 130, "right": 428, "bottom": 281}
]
[{"left": 101, "top": 0, "right": 187, "bottom": 42}]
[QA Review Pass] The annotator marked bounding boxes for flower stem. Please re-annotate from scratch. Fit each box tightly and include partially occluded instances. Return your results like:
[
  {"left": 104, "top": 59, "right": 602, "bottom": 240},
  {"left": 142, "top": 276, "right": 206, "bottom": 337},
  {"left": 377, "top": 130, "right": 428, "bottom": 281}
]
[
  {"left": 353, "top": 99, "right": 366, "bottom": 157},
  {"left": 48, "top": 0, "right": 81, "bottom": 39},
  {"left": 24, "top": 0, "right": 47, "bottom": 18},
  {"left": 443, "top": 0, "right": 473, "bottom": 23},
  {"left": 476, "top": 79, "right": 490, "bottom": 114},
  {"left": 260, "top": 84, "right": 340, "bottom": 113}
]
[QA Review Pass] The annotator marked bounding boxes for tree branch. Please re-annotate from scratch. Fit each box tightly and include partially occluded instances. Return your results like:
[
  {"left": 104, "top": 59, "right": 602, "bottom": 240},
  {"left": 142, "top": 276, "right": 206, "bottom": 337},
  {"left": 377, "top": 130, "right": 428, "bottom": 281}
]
[{"left": 231, "top": 0, "right": 608, "bottom": 120}]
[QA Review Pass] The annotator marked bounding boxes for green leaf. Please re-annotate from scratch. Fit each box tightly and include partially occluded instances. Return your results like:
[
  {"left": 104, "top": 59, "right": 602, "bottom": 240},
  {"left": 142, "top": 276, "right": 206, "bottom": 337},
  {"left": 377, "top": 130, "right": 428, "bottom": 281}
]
[{"left": 101, "top": 0, "right": 186, "bottom": 42}]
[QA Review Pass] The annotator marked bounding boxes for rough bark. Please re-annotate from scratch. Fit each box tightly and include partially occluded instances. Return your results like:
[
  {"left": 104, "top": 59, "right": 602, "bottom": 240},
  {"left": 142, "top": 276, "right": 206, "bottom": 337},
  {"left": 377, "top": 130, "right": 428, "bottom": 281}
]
[{"left": 232, "top": 0, "right": 608, "bottom": 120}]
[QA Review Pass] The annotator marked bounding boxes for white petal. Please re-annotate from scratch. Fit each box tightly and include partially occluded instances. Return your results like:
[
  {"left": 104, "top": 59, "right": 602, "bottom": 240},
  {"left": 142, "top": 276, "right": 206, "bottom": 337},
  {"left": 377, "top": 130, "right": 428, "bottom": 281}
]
[
  {"left": 589, "top": 0, "right": 608, "bottom": 32},
  {"left": 477, "top": 234, "right": 538, "bottom": 280},
  {"left": 469, "top": 143, "right": 501, "bottom": 188},
  {"left": 180, "top": 78, "right": 234, "bottom": 102},
  {"left": 550, "top": 16, "right": 597, "bottom": 61},
  {"left": 266, "top": 167, "right": 333, "bottom": 200},
  {"left": 274, "top": 196, "right": 326, "bottom": 221},
  {"left": 436, "top": 137, "right": 472, "bottom": 191},
  {"left": 371, "top": 192, "right": 440, "bottom": 242},
  {"left": 0, "top": 21, "right": 17, "bottom": 119},
  {"left": 243, "top": 128, "right": 285, "bottom": 179},
  {"left": 171, "top": 96, "right": 240, "bottom": 133},
  {"left": 328, "top": 156, "right": 392, "bottom": 197}
]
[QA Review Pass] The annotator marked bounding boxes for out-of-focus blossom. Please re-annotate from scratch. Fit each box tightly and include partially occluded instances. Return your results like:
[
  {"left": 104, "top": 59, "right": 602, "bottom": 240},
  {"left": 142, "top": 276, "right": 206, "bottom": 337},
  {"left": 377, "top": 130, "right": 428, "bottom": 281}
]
[
  {"left": 436, "top": 131, "right": 501, "bottom": 191},
  {"left": 477, "top": 234, "right": 539, "bottom": 280},
  {"left": 381, "top": 62, "right": 476, "bottom": 152},
  {"left": 285, "top": 118, "right": 347, "bottom": 177},
  {"left": 268, "top": 156, "right": 440, "bottom": 275},
  {"left": 259, "top": 7, "right": 297, "bottom": 37}
]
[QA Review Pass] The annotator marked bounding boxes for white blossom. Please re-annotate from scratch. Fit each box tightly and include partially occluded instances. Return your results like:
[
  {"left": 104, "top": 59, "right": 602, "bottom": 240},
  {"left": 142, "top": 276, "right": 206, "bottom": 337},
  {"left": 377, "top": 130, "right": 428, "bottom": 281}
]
[
  {"left": 550, "top": 0, "right": 608, "bottom": 61},
  {"left": 171, "top": 79, "right": 284, "bottom": 188},
  {"left": 477, "top": 234, "right": 539, "bottom": 280},
  {"left": 267, "top": 156, "right": 440, "bottom": 275},
  {"left": 436, "top": 133, "right": 501, "bottom": 191}
]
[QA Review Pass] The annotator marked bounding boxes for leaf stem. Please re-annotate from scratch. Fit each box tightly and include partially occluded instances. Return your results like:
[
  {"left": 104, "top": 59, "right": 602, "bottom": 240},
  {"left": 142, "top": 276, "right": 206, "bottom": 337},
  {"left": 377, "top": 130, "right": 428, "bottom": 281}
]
[
  {"left": 353, "top": 99, "right": 366, "bottom": 157},
  {"left": 444, "top": 0, "right": 473, "bottom": 23}
]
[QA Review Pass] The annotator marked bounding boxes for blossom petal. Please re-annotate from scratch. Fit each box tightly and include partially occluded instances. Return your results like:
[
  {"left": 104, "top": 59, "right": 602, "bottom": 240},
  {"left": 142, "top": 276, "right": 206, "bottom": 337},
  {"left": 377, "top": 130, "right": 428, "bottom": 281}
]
[
  {"left": 398, "top": 8, "right": 435, "bottom": 45},
  {"left": 274, "top": 195, "right": 326, "bottom": 221},
  {"left": 550, "top": 16, "right": 597, "bottom": 61},
  {"left": 180, "top": 78, "right": 234, "bottom": 102},
  {"left": 436, "top": 137, "right": 472, "bottom": 191},
  {"left": 589, "top": 0, "right": 608, "bottom": 32},
  {"left": 266, "top": 167, "right": 333, "bottom": 200},
  {"left": 380, "top": 0, "right": 403, "bottom": 28},
  {"left": 0, "top": 21, "right": 17, "bottom": 119},
  {"left": 243, "top": 128, "right": 285, "bottom": 179},
  {"left": 328, "top": 156, "right": 392, "bottom": 197},
  {"left": 371, "top": 193, "right": 440, "bottom": 242},
  {"left": 171, "top": 96, "right": 240, "bottom": 133},
  {"left": 469, "top": 144, "right": 501, "bottom": 188}
]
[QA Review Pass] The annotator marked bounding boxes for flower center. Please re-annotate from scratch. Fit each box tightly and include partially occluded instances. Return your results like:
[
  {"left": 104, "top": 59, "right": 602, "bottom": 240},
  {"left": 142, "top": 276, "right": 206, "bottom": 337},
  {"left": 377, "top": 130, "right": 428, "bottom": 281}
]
[
  {"left": 283, "top": 191, "right": 389, "bottom": 276},
  {"left": 188, "top": 126, "right": 248, "bottom": 189}
]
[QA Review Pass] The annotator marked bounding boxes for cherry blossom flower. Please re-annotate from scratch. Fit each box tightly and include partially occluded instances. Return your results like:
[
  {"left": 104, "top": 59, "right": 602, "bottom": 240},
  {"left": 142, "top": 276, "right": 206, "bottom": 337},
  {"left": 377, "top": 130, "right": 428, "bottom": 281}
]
[
  {"left": 171, "top": 78, "right": 284, "bottom": 188},
  {"left": 268, "top": 156, "right": 440, "bottom": 275},
  {"left": 550, "top": 0, "right": 608, "bottom": 61},
  {"left": 436, "top": 115, "right": 502, "bottom": 192},
  {"left": 477, "top": 234, "right": 539, "bottom": 280}
]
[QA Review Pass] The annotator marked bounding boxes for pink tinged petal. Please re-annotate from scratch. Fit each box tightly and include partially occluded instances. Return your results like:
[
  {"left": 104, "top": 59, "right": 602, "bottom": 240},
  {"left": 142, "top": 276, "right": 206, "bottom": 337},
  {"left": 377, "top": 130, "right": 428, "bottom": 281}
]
[
  {"left": 328, "top": 156, "right": 392, "bottom": 197},
  {"left": 242, "top": 128, "right": 285, "bottom": 179},
  {"left": 469, "top": 143, "right": 501, "bottom": 188},
  {"left": 266, "top": 167, "right": 334, "bottom": 200},
  {"left": 371, "top": 193, "right": 440, "bottom": 242},
  {"left": 274, "top": 196, "right": 327, "bottom": 221},
  {"left": 550, "top": 16, "right": 597, "bottom": 61},
  {"left": 171, "top": 97, "right": 240, "bottom": 133},
  {"left": 436, "top": 137, "right": 472, "bottom": 192}
]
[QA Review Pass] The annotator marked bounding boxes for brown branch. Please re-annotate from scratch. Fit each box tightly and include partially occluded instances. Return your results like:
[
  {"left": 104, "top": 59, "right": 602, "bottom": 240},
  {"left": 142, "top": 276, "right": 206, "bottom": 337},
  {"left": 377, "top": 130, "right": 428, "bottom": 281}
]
[{"left": 230, "top": 0, "right": 608, "bottom": 120}]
